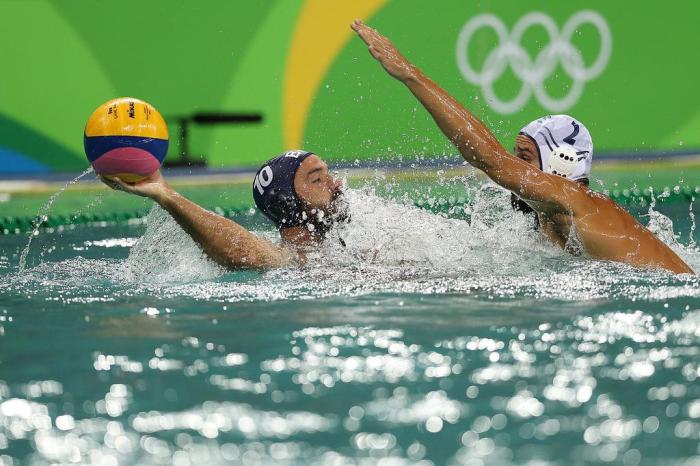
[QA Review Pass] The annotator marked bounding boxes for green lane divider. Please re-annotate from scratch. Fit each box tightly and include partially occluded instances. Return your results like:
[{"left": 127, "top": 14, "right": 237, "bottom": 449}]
[
  {"left": 1, "top": 186, "right": 698, "bottom": 235},
  {"left": 416, "top": 185, "right": 700, "bottom": 213},
  {"left": 0, "top": 207, "right": 255, "bottom": 236}
]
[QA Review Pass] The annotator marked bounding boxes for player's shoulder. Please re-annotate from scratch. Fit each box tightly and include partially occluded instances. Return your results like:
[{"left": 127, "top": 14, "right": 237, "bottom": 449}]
[{"left": 578, "top": 185, "right": 631, "bottom": 215}]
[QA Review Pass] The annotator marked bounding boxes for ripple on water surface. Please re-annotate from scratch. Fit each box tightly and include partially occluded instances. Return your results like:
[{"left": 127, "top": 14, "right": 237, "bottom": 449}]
[{"left": 1, "top": 188, "right": 700, "bottom": 464}]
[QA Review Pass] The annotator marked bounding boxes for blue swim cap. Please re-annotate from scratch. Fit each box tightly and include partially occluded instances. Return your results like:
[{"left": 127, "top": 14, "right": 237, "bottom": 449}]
[{"left": 252, "top": 150, "right": 313, "bottom": 228}]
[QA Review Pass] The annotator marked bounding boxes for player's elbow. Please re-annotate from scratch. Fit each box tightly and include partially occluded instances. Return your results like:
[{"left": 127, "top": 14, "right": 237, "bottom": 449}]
[{"left": 225, "top": 248, "right": 290, "bottom": 271}]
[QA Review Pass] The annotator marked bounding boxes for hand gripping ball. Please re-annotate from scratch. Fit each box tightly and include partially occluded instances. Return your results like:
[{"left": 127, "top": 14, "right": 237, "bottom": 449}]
[{"left": 84, "top": 97, "right": 169, "bottom": 182}]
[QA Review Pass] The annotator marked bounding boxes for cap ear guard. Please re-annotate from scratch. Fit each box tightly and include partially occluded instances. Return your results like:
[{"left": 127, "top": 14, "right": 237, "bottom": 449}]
[
  {"left": 263, "top": 188, "right": 304, "bottom": 226},
  {"left": 547, "top": 146, "right": 578, "bottom": 178}
]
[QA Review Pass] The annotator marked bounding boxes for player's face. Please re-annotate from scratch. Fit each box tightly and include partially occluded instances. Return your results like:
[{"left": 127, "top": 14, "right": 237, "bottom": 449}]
[
  {"left": 514, "top": 135, "right": 541, "bottom": 170},
  {"left": 511, "top": 135, "right": 540, "bottom": 215},
  {"left": 294, "top": 155, "right": 344, "bottom": 216}
]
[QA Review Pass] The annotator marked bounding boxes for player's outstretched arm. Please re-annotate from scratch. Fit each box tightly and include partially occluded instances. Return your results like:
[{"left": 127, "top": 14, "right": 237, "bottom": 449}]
[
  {"left": 101, "top": 171, "right": 293, "bottom": 270},
  {"left": 351, "top": 20, "right": 574, "bottom": 209}
]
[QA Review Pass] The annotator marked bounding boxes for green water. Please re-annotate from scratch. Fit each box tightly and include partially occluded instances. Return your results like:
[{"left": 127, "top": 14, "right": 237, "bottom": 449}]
[{"left": 1, "top": 188, "right": 700, "bottom": 465}]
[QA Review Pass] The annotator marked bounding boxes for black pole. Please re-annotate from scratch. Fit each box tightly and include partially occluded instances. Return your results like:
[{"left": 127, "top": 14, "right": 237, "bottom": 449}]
[
  {"left": 165, "top": 112, "right": 264, "bottom": 167},
  {"left": 191, "top": 113, "right": 262, "bottom": 124}
]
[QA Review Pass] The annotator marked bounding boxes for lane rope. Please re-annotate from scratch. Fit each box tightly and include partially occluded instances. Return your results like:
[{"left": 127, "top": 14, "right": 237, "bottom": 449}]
[{"left": 2, "top": 185, "right": 698, "bottom": 235}]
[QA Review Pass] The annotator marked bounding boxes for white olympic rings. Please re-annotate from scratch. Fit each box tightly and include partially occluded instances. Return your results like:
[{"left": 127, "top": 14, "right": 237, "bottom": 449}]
[{"left": 456, "top": 11, "right": 612, "bottom": 114}]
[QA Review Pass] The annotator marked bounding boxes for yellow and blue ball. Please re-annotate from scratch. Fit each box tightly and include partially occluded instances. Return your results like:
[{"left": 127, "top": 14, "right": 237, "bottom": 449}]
[{"left": 84, "top": 97, "right": 168, "bottom": 182}]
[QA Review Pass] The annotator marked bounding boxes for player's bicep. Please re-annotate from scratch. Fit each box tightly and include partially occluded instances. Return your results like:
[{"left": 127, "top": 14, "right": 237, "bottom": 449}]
[
  {"left": 218, "top": 224, "right": 292, "bottom": 270},
  {"left": 245, "top": 234, "right": 295, "bottom": 269}
]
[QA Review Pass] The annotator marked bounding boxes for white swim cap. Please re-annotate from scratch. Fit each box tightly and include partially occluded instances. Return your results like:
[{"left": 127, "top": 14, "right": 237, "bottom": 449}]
[{"left": 519, "top": 115, "right": 593, "bottom": 181}]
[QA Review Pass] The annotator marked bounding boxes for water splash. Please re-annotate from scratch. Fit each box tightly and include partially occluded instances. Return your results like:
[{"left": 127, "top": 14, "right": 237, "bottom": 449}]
[
  {"left": 5, "top": 180, "right": 700, "bottom": 304},
  {"left": 4, "top": 174, "right": 700, "bottom": 465},
  {"left": 121, "top": 205, "right": 225, "bottom": 283},
  {"left": 17, "top": 167, "right": 94, "bottom": 273},
  {"left": 645, "top": 202, "right": 700, "bottom": 272},
  {"left": 317, "top": 185, "right": 561, "bottom": 272},
  {"left": 689, "top": 196, "right": 697, "bottom": 249}
]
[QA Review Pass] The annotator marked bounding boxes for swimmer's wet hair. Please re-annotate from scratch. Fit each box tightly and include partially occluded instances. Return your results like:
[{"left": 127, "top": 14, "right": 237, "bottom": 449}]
[{"left": 252, "top": 150, "right": 313, "bottom": 228}]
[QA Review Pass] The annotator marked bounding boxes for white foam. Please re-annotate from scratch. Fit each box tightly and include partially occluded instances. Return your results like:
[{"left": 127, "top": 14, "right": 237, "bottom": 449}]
[
  {"left": 5, "top": 182, "right": 700, "bottom": 303},
  {"left": 316, "top": 185, "right": 566, "bottom": 272},
  {"left": 122, "top": 206, "right": 225, "bottom": 283}
]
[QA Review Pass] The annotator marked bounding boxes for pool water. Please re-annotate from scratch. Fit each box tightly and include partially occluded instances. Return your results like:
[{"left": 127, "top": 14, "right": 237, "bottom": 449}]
[{"left": 2, "top": 186, "right": 700, "bottom": 465}]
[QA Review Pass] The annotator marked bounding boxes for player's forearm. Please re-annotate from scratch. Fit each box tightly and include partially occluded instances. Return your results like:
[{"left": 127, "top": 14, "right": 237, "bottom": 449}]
[
  {"left": 402, "top": 70, "right": 505, "bottom": 172},
  {"left": 154, "top": 189, "right": 289, "bottom": 269}
]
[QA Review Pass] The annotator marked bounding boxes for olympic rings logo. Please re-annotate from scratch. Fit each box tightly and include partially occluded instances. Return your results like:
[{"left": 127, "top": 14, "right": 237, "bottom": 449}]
[{"left": 456, "top": 11, "right": 612, "bottom": 114}]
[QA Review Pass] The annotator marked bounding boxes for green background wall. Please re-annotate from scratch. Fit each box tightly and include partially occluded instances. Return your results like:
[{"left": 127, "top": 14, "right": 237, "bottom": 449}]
[{"left": 1, "top": 0, "right": 699, "bottom": 174}]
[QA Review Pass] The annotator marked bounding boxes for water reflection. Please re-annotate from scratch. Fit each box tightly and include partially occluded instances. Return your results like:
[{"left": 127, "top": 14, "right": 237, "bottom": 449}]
[{"left": 1, "top": 189, "right": 700, "bottom": 464}]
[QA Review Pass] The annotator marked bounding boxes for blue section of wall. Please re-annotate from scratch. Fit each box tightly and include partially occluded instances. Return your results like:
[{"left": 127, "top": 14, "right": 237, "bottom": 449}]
[{"left": 0, "top": 147, "right": 50, "bottom": 173}]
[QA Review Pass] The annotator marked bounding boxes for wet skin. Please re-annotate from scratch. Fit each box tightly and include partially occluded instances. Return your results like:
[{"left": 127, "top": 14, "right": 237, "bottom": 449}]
[
  {"left": 100, "top": 155, "right": 343, "bottom": 270},
  {"left": 294, "top": 155, "right": 343, "bottom": 211},
  {"left": 513, "top": 135, "right": 691, "bottom": 272},
  {"left": 352, "top": 20, "right": 692, "bottom": 274},
  {"left": 279, "top": 155, "right": 345, "bottom": 246}
]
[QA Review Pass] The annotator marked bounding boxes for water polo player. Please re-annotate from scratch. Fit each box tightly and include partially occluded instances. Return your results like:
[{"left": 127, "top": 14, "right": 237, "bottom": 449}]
[
  {"left": 100, "top": 151, "right": 345, "bottom": 269},
  {"left": 352, "top": 20, "right": 693, "bottom": 274}
]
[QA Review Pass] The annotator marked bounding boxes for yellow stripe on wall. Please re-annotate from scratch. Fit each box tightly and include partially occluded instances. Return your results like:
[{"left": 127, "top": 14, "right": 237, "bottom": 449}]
[{"left": 282, "top": 0, "right": 388, "bottom": 150}]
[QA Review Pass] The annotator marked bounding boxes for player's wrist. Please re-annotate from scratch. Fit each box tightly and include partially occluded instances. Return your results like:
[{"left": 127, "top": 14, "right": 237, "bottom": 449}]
[
  {"left": 400, "top": 64, "right": 420, "bottom": 84},
  {"left": 151, "top": 185, "right": 175, "bottom": 204}
]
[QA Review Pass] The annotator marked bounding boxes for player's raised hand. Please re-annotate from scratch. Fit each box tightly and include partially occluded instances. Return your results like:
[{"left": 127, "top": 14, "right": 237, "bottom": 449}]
[
  {"left": 351, "top": 20, "right": 416, "bottom": 82},
  {"left": 99, "top": 170, "right": 171, "bottom": 201}
]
